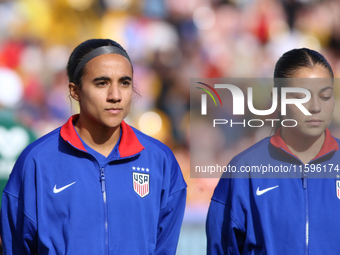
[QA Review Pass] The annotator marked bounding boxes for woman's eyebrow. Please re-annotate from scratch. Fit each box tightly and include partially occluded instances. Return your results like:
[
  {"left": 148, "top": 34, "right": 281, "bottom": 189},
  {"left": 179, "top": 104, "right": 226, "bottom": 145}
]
[
  {"left": 92, "top": 76, "right": 132, "bottom": 82},
  {"left": 93, "top": 76, "right": 111, "bottom": 82},
  {"left": 320, "top": 86, "right": 333, "bottom": 92},
  {"left": 119, "top": 76, "right": 132, "bottom": 81}
]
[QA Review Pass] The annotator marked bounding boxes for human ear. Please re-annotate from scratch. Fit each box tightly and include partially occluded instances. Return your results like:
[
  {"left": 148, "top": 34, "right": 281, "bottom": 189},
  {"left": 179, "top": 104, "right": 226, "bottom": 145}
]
[{"left": 69, "top": 83, "right": 80, "bottom": 101}]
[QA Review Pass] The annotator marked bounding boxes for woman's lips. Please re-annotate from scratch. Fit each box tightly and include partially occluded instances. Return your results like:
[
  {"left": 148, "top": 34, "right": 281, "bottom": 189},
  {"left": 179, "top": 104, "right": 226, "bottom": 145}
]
[
  {"left": 106, "top": 108, "right": 122, "bottom": 114},
  {"left": 306, "top": 119, "right": 323, "bottom": 126}
]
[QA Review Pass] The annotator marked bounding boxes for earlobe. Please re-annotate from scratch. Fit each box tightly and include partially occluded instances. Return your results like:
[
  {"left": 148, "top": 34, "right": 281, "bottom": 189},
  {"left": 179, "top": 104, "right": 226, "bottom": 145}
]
[{"left": 69, "top": 83, "right": 80, "bottom": 101}]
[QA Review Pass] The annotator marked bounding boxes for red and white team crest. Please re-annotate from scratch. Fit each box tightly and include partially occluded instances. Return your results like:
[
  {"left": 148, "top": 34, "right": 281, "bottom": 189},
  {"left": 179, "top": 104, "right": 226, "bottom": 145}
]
[
  {"left": 133, "top": 172, "right": 150, "bottom": 198},
  {"left": 337, "top": 180, "right": 340, "bottom": 199}
]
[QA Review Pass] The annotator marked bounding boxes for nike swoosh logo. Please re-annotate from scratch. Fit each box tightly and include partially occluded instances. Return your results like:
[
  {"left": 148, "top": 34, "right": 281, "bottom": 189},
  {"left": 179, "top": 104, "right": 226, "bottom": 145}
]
[
  {"left": 53, "top": 182, "right": 76, "bottom": 194},
  {"left": 256, "top": 185, "right": 279, "bottom": 196}
]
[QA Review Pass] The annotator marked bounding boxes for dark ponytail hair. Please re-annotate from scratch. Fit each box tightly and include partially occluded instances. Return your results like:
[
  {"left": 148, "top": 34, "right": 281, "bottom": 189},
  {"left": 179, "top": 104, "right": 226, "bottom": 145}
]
[
  {"left": 66, "top": 39, "right": 133, "bottom": 88},
  {"left": 273, "top": 48, "right": 333, "bottom": 132}
]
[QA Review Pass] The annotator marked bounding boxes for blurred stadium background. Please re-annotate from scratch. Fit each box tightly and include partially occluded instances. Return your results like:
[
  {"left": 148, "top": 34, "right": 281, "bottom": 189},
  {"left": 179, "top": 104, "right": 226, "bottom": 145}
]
[{"left": 1, "top": 0, "right": 340, "bottom": 254}]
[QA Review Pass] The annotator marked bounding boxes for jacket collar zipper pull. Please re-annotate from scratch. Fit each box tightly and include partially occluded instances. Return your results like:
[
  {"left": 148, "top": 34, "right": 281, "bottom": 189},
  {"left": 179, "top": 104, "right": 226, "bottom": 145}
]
[{"left": 100, "top": 168, "right": 106, "bottom": 193}]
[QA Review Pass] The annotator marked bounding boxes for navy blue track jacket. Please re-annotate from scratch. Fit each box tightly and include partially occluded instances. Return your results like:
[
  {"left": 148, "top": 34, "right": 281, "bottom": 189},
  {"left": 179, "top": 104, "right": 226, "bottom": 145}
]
[
  {"left": 1, "top": 115, "right": 187, "bottom": 255},
  {"left": 206, "top": 128, "right": 340, "bottom": 255}
]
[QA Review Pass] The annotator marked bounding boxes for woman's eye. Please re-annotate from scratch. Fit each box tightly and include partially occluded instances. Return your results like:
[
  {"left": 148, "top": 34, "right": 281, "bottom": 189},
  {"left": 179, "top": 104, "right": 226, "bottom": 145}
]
[
  {"left": 320, "top": 93, "right": 332, "bottom": 101},
  {"left": 122, "top": 81, "right": 131, "bottom": 86},
  {"left": 97, "top": 81, "right": 107, "bottom": 86},
  {"left": 287, "top": 93, "right": 305, "bottom": 99}
]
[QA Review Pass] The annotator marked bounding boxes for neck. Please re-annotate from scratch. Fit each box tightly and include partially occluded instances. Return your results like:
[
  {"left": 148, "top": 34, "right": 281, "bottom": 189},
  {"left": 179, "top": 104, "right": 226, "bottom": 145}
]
[
  {"left": 281, "top": 128, "right": 325, "bottom": 164},
  {"left": 74, "top": 115, "right": 120, "bottom": 157}
]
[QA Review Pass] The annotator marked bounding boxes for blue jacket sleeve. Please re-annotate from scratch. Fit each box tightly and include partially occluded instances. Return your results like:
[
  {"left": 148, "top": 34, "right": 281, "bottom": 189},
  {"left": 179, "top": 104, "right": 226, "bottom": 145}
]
[
  {"left": 1, "top": 193, "right": 37, "bottom": 254},
  {"left": 155, "top": 188, "right": 186, "bottom": 255},
  {"left": 206, "top": 178, "right": 247, "bottom": 255},
  {"left": 1, "top": 150, "right": 38, "bottom": 255},
  {"left": 154, "top": 148, "right": 187, "bottom": 255}
]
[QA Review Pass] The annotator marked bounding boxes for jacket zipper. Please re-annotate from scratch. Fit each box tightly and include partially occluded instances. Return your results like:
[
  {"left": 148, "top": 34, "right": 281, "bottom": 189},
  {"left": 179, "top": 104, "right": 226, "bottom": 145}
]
[
  {"left": 100, "top": 167, "right": 109, "bottom": 255},
  {"left": 303, "top": 172, "right": 309, "bottom": 255},
  {"left": 65, "top": 138, "right": 144, "bottom": 255},
  {"left": 66, "top": 143, "right": 142, "bottom": 254}
]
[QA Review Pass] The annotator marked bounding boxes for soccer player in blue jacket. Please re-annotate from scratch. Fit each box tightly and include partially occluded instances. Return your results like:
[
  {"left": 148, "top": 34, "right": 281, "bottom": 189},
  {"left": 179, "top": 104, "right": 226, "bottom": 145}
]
[
  {"left": 0, "top": 39, "right": 187, "bottom": 254},
  {"left": 206, "top": 48, "right": 340, "bottom": 254}
]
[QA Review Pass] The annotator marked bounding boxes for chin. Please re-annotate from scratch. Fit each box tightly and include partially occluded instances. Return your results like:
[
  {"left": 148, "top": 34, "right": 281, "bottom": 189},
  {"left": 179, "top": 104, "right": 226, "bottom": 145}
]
[
  {"left": 300, "top": 128, "right": 326, "bottom": 138},
  {"left": 102, "top": 115, "right": 126, "bottom": 128},
  {"left": 97, "top": 118, "right": 122, "bottom": 129},
  {"left": 106, "top": 121, "right": 123, "bottom": 129}
]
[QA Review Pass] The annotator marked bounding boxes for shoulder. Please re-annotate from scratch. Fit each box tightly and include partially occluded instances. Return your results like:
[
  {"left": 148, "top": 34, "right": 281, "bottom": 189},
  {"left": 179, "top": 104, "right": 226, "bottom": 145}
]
[
  {"left": 19, "top": 127, "right": 61, "bottom": 158},
  {"left": 129, "top": 126, "right": 187, "bottom": 193},
  {"left": 13, "top": 127, "right": 62, "bottom": 171},
  {"left": 333, "top": 135, "right": 340, "bottom": 144},
  {"left": 5, "top": 127, "right": 61, "bottom": 195},
  {"left": 130, "top": 126, "right": 176, "bottom": 159},
  {"left": 231, "top": 136, "right": 272, "bottom": 164}
]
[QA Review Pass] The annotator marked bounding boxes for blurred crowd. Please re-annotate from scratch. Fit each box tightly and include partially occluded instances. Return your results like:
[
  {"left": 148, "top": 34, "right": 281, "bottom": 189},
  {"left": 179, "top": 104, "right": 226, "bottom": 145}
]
[{"left": 1, "top": 0, "right": 340, "bottom": 220}]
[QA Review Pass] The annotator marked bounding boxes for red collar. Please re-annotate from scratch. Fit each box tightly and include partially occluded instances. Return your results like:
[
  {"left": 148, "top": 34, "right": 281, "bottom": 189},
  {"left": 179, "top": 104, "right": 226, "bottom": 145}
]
[
  {"left": 60, "top": 115, "right": 145, "bottom": 157},
  {"left": 270, "top": 127, "right": 339, "bottom": 161}
]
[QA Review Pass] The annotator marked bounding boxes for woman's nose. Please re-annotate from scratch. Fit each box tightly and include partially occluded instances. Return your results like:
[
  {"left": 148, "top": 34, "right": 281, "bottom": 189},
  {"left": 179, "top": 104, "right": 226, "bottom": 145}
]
[
  {"left": 308, "top": 97, "right": 321, "bottom": 114},
  {"left": 107, "top": 84, "right": 122, "bottom": 102}
]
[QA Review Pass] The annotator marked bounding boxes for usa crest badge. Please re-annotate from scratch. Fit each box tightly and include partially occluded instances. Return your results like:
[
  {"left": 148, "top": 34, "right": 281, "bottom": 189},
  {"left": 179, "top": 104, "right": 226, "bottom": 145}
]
[
  {"left": 133, "top": 172, "right": 150, "bottom": 198},
  {"left": 337, "top": 180, "right": 340, "bottom": 199}
]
